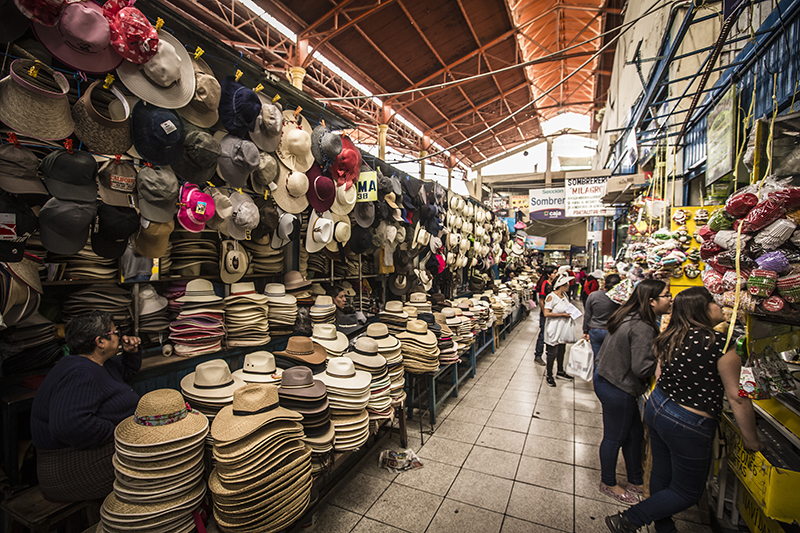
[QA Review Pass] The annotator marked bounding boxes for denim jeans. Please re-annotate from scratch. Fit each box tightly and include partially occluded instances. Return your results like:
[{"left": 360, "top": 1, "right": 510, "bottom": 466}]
[
  {"left": 588, "top": 328, "right": 608, "bottom": 361},
  {"left": 624, "top": 386, "right": 718, "bottom": 533},
  {"left": 534, "top": 311, "right": 546, "bottom": 359},
  {"left": 593, "top": 373, "right": 644, "bottom": 488}
]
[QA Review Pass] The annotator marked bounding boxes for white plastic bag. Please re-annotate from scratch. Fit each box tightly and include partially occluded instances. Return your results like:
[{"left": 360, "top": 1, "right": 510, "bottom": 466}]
[{"left": 566, "top": 339, "right": 594, "bottom": 381}]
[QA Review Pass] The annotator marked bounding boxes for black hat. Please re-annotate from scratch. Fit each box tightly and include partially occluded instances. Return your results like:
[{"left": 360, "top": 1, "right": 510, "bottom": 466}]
[
  {"left": 393, "top": 248, "right": 412, "bottom": 273},
  {"left": 388, "top": 273, "right": 411, "bottom": 296},
  {"left": 0, "top": 193, "right": 38, "bottom": 262},
  {"left": 39, "top": 149, "right": 98, "bottom": 203},
  {"left": 170, "top": 130, "right": 220, "bottom": 185},
  {"left": 130, "top": 101, "right": 185, "bottom": 166},
  {"left": 91, "top": 202, "right": 140, "bottom": 259},
  {"left": 349, "top": 225, "right": 373, "bottom": 255},
  {"left": 251, "top": 196, "right": 279, "bottom": 242}
]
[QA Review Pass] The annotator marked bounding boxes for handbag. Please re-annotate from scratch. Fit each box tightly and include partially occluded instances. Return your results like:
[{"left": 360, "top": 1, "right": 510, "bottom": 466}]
[{"left": 566, "top": 339, "right": 594, "bottom": 381}]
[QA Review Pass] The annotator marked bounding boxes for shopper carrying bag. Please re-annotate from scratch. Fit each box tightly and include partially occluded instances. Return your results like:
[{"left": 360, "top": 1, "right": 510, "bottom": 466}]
[
  {"left": 542, "top": 273, "right": 575, "bottom": 387},
  {"left": 566, "top": 338, "right": 594, "bottom": 381}
]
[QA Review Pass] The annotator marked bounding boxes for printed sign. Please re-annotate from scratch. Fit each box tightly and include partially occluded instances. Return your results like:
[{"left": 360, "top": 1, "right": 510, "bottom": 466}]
[
  {"left": 0, "top": 213, "right": 17, "bottom": 241},
  {"left": 356, "top": 171, "right": 378, "bottom": 202},
  {"left": 528, "top": 188, "right": 565, "bottom": 219},
  {"left": 565, "top": 177, "right": 615, "bottom": 217},
  {"left": 510, "top": 195, "right": 530, "bottom": 211},
  {"left": 526, "top": 236, "right": 546, "bottom": 250},
  {"left": 706, "top": 86, "right": 737, "bottom": 186}
]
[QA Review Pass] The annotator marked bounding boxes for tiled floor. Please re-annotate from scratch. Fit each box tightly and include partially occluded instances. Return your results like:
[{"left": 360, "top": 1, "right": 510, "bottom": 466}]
[{"left": 310, "top": 313, "right": 713, "bottom": 532}]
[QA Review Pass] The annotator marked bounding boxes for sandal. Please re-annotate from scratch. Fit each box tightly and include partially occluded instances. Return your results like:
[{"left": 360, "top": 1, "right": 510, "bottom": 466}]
[
  {"left": 626, "top": 483, "right": 644, "bottom": 495},
  {"left": 599, "top": 483, "right": 638, "bottom": 505}
]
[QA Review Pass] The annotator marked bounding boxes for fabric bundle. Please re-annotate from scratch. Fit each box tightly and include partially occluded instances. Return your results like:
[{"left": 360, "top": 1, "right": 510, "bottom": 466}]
[
  {"left": 224, "top": 282, "right": 270, "bottom": 347},
  {"left": 169, "top": 279, "right": 225, "bottom": 357},
  {"left": 209, "top": 384, "right": 312, "bottom": 533},
  {"left": 316, "top": 357, "right": 371, "bottom": 451}
]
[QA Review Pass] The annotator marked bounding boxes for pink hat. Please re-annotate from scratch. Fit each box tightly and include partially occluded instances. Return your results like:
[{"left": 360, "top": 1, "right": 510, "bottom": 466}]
[
  {"left": 331, "top": 136, "right": 361, "bottom": 191},
  {"left": 103, "top": 0, "right": 158, "bottom": 65},
  {"left": 306, "top": 165, "right": 335, "bottom": 213},
  {"left": 177, "top": 183, "right": 215, "bottom": 232},
  {"left": 13, "top": 0, "right": 64, "bottom": 26},
  {"left": 32, "top": 1, "right": 123, "bottom": 75}
]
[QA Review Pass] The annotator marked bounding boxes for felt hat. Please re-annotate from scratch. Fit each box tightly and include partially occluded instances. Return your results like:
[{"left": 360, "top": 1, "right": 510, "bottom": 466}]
[
  {"left": 180, "top": 359, "right": 244, "bottom": 400},
  {"left": 330, "top": 136, "right": 360, "bottom": 190},
  {"left": 210, "top": 384, "right": 302, "bottom": 443},
  {"left": 306, "top": 209, "right": 334, "bottom": 253},
  {"left": 137, "top": 168, "right": 179, "bottom": 223},
  {"left": 275, "top": 336, "right": 327, "bottom": 366},
  {"left": 232, "top": 352, "right": 282, "bottom": 384},
  {"left": 71, "top": 81, "right": 132, "bottom": 155},
  {"left": 218, "top": 76, "right": 262, "bottom": 138},
  {"left": 388, "top": 273, "right": 411, "bottom": 296},
  {"left": 276, "top": 110, "right": 314, "bottom": 172},
  {"left": 177, "top": 57, "right": 221, "bottom": 128},
  {"left": 32, "top": 0, "right": 122, "bottom": 74},
  {"left": 116, "top": 29, "right": 195, "bottom": 109},
  {"left": 115, "top": 389, "right": 209, "bottom": 447},
  {"left": 310, "top": 124, "right": 341, "bottom": 171},
  {"left": 272, "top": 162, "right": 309, "bottom": 214},
  {"left": 306, "top": 165, "right": 335, "bottom": 213},
  {"left": 177, "top": 183, "right": 215, "bottom": 233},
  {"left": 102, "top": 0, "right": 158, "bottom": 64},
  {"left": 130, "top": 101, "right": 185, "bottom": 166},
  {"left": 0, "top": 59, "right": 73, "bottom": 141},
  {"left": 249, "top": 94, "right": 282, "bottom": 152},
  {"left": 278, "top": 366, "right": 326, "bottom": 400}
]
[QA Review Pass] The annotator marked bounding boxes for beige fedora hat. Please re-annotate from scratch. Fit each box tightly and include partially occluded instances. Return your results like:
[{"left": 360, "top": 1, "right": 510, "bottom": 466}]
[{"left": 180, "top": 359, "right": 245, "bottom": 400}]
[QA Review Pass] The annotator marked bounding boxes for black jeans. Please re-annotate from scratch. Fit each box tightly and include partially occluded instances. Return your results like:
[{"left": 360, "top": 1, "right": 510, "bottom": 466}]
[
  {"left": 545, "top": 343, "right": 566, "bottom": 377},
  {"left": 535, "top": 311, "right": 546, "bottom": 358}
]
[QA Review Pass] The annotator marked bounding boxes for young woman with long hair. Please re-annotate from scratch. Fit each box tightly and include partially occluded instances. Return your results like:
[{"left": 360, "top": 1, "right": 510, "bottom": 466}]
[
  {"left": 606, "top": 287, "right": 762, "bottom": 532},
  {"left": 593, "top": 279, "right": 672, "bottom": 504}
]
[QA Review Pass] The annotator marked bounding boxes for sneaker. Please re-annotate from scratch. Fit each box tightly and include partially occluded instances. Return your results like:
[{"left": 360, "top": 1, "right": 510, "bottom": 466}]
[
  {"left": 605, "top": 512, "right": 639, "bottom": 532},
  {"left": 534, "top": 357, "right": 545, "bottom": 366},
  {"left": 556, "top": 371, "right": 574, "bottom": 381},
  {"left": 546, "top": 376, "right": 556, "bottom": 387}
]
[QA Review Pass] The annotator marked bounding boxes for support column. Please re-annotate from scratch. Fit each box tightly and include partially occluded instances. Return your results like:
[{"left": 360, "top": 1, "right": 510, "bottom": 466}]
[
  {"left": 289, "top": 39, "right": 309, "bottom": 91},
  {"left": 288, "top": 67, "right": 306, "bottom": 90},
  {"left": 476, "top": 168, "right": 483, "bottom": 201},
  {"left": 545, "top": 138, "right": 553, "bottom": 187},
  {"left": 377, "top": 125, "right": 389, "bottom": 161},
  {"left": 420, "top": 134, "right": 430, "bottom": 181}
]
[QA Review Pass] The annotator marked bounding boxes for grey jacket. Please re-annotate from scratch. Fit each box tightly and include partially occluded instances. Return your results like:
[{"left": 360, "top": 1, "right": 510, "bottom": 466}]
[
  {"left": 582, "top": 290, "right": 619, "bottom": 333},
  {"left": 595, "top": 315, "right": 658, "bottom": 397}
]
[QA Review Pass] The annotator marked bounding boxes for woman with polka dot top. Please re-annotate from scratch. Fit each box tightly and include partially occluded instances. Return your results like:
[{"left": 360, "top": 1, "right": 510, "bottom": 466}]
[{"left": 605, "top": 287, "right": 763, "bottom": 533}]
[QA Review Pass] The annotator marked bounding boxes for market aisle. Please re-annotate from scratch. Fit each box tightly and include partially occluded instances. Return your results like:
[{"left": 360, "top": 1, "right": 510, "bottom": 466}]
[{"left": 309, "top": 313, "right": 713, "bottom": 533}]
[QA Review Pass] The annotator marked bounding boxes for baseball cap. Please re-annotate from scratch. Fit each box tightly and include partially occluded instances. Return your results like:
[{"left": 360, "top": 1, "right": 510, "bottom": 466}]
[
  {"left": 170, "top": 130, "right": 220, "bottom": 185},
  {"left": 216, "top": 134, "right": 260, "bottom": 189},
  {"left": 0, "top": 144, "right": 47, "bottom": 195},
  {"left": 137, "top": 168, "right": 179, "bottom": 223},
  {"left": 0, "top": 193, "right": 38, "bottom": 261},
  {"left": 97, "top": 159, "right": 137, "bottom": 208},
  {"left": 38, "top": 198, "right": 96, "bottom": 255},
  {"left": 91, "top": 202, "right": 139, "bottom": 259},
  {"left": 222, "top": 192, "right": 259, "bottom": 241},
  {"left": 133, "top": 218, "right": 174, "bottom": 259},
  {"left": 39, "top": 149, "right": 98, "bottom": 202}
]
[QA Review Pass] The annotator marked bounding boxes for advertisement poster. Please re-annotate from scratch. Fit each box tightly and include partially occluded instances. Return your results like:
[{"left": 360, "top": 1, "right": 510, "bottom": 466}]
[
  {"left": 565, "top": 177, "right": 615, "bottom": 217},
  {"left": 528, "top": 188, "right": 565, "bottom": 219},
  {"left": 356, "top": 171, "right": 378, "bottom": 202},
  {"left": 526, "top": 236, "right": 546, "bottom": 250},
  {"left": 706, "top": 86, "right": 736, "bottom": 186},
  {"left": 510, "top": 195, "right": 530, "bottom": 212}
]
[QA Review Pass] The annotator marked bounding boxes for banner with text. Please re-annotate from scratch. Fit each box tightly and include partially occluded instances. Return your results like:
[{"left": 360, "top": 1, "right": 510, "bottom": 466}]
[
  {"left": 526, "top": 236, "right": 546, "bottom": 250},
  {"left": 528, "top": 188, "right": 565, "bottom": 219},
  {"left": 356, "top": 172, "right": 378, "bottom": 202},
  {"left": 565, "top": 177, "right": 615, "bottom": 217}
]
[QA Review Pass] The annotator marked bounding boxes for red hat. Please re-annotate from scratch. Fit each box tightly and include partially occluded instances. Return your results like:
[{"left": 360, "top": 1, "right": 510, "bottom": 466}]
[
  {"left": 306, "top": 164, "right": 335, "bottom": 213},
  {"left": 13, "top": 0, "right": 64, "bottom": 27},
  {"left": 103, "top": 0, "right": 158, "bottom": 65},
  {"left": 331, "top": 135, "right": 361, "bottom": 191}
]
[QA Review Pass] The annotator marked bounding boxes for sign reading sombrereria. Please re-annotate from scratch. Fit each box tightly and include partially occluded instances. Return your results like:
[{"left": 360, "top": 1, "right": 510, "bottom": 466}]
[{"left": 565, "top": 177, "right": 615, "bottom": 217}]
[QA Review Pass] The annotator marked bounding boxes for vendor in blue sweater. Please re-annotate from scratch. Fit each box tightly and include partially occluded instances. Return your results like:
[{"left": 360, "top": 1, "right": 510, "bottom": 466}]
[{"left": 31, "top": 311, "right": 141, "bottom": 502}]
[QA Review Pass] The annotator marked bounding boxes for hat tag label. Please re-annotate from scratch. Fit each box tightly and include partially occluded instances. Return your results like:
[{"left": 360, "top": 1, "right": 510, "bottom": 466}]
[
  {"left": 195, "top": 201, "right": 207, "bottom": 215},
  {"left": 110, "top": 174, "right": 136, "bottom": 192},
  {"left": 160, "top": 120, "right": 178, "bottom": 135},
  {"left": 93, "top": 215, "right": 100, "bottom": 234},
  {"left": 0, "top": 214, "right": 17, "bottom": 241},
  {"left": 268, "top": 181, "right": 278, "bottom": 191}
]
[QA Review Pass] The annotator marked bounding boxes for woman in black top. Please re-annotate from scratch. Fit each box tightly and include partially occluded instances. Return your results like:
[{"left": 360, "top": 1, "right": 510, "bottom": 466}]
[{"left": 606, "top": 287, "right": 763, "bottom": 533}]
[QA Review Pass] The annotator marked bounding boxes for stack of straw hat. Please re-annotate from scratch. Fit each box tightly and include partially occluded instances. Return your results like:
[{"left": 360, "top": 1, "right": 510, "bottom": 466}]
[
  {"left": 348, "top": 337, "right": 392, "bottom": 420},
  {"left": 398, "top": 319, "right": 440, "bottom": 374},
  {"left": 50, "top": 243, "right": 118, "bottom": 280},
  {"left": 180, "top": 360, "right": 245, "bottom": 424},
  {"left": 311, "top": 324, "right": 349, "bottom": 358},
  {"left": 241, "top": 240, "right": 284, "bottom": 275},
  {"left": 224, "top": 282, "right": 270, "bottom": 347},
  {"left": 264, "top": 283, "right": 297, "bottom": 335},
  {"left": 407, "top": 292, "right": 431, "bottom": 314},
  {"left": 379, "top": 300, "right": 408, "bottom": 335},
  {"left": 366, "top": 323, "right": 405, "bottom": 400},
  {"left": 136, "top": 284, "right": 170, "bottom": 343},
  {"left": 284, "top": 271, "right": 313, "bottom": 303},
  {"left": 232, "top": 352, "right": 282, "bottom": 385},
  {"left": 454, "top": 307, "right": 476, "bottom": 348},
  {"left": 274, "top": 336, "right": 328, "bottom": 374},
  {"left": 277, "top": 366, "right": 335, "bottom": 475},
  {"left": 317, "top": 358, "right": 371, "bottom": 451},
  {"left": 169, "top": 279, "right": 225, "bottom": 357},
  {"left": 433, "top": 312, "right": 460, "bottom": 363},
  {"left": 168, "top": 230, "right": 219, "bottom": 277},
  {"left": 209, "top": 384, "right": 312, "bottom": 533},
  {"left": 61, "top": 284, "right": 132, "bottom": 332},
  {"left": 310, "top": 295, "right": 336, "bottom": 325},
  {"left": 100, "top": 389, "right": 209, "bottom": 533}
]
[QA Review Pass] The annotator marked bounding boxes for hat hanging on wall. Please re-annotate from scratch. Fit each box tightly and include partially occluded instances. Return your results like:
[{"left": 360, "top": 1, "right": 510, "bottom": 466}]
[
  {"left": 216, "top": 133, "right": 260, "bottom": 189},
  {"left": 276, "top": 110, "right": 314, "bottom": 173},
  {"left": 71, "top": 80, "right": 132, "bottom": 156},
  {"left": 306, "top": 165, "right": 335, "bottom": 213},
  {"left": 218, "top": 76, "right": 262, "bottom": 138},
  {"left": 1, "top": 0, "right": 31, "bottom": 43},
  {"left": 272, "top": 161, "right": 309, "bottom": 214},
  {"left": 177, "top": 57, "right": 221, "bottom": 129},
  {"left": 14, "top": 0, "right": 64, "bottom": 27},
  {"left": 331, "top": 136, "right": 361, "bottom": 190},
  {"left": 249, "top": 93, "right": 283, "bottom": 152},
  {"left": 171, "top": 130, "right": 221, "bottom": 186},
  {"left": 102, "top": 0, "right": 158, "bottom": 64},
  {"left": 310, "top": 124, "right": 342, "bottom": 171},
  {"left": 130, "top": 101, "right": 185, "bottom": 166}
]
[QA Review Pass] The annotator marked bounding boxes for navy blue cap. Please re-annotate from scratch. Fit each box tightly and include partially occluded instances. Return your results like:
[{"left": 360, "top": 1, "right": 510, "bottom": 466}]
[
  {"left": 219, "top": 77, "right": 262, "bottom": 138},
  {"left": 130, "top": 101, "right": 185, "bottom": 166}
]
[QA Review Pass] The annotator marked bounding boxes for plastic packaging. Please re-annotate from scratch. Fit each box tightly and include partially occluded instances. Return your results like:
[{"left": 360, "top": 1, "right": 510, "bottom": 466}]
[
  {"left": 753, "top": 218, "right": 796, "bottom": 251},
  {"left": 755, "top": 250, "right": 790, "bottom": 272},
  {"left": 725, "top": 192, "right": 759, "bottom": 218}
]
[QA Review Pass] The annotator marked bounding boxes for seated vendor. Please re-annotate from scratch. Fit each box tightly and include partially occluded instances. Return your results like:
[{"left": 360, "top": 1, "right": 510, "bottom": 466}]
[
  {"left": 328, "top": 284, "right": 348, "bottom": 322},
  {"left": 31, "top": 311, "right": 142, "bottom": 502}
]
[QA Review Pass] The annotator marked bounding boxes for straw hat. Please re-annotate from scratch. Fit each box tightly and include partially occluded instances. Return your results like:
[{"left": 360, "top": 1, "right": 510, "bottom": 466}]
[
  {"left": 114, "top": 389, "right": 209, "bottom": 448},
  {"left": 276, "top": 110, "right": 314, "bottom": 172},
  {"left": 210, "top": 383, "right": 302, "bottom": 444},
  {"left": 272, "top": 162, "right": 309, "bottom": 214},
  {"left": 71, "top": 80, "right": 132, "bottom": 155},
  {"left": 176, "top": 279, "right": 221, "bottom": 303},
  {"left": 317, "top": 357, "right": 371, "bottom": 391},
  {"left": 311, "top": 324, "right": 348, "bottom": 354},
  {"left": 366, "top": 323, "right": 401, "bottom": 351},
  {"left": 180, "top": 359, "right": 244, "bottom": 400},
  {"left": 231, "top": 352, "right": 281, "bottom": 384},
  {"left": 398, "top": 319, "right": 437, "bottom": 345},
  {"left": 330, "top": 182, "right": 357, "bottom": 215},
  {"left": 306, "top": 209, "right": 334, "bottom": 253}
]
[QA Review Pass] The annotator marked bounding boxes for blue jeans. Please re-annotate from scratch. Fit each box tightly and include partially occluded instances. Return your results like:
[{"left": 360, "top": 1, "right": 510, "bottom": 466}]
[
  {"left": 593, "top": 374, "right": 644, "bottom": 488},
  {"left": 588, "top": 328, "right": 608, "bottom": 360},
  {"left": 624, "top": 387, "right": 718, "bottom": 533},
  {"left": 534, "top": 311, "right": 546, "bottom": 359}
]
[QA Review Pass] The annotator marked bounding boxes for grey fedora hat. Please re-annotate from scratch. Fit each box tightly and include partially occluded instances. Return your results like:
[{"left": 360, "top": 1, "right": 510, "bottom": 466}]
[{"left": 310, "top": 124, "right": 342, "bottom": 171}]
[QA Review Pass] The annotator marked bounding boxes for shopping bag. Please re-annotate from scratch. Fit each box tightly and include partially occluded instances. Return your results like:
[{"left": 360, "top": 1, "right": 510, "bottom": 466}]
[
  {"left": 566, "top": 339, "right": 594, "bottom": 381},
  {"left": 556, "top": 317, "right": 578, "bottom": 345}
]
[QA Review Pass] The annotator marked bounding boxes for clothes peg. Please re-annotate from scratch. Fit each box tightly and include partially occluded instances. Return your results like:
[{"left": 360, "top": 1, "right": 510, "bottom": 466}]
[
  {"left": 236, "top": 188, "right": 243, "bottom": 195},
  {"left": 115, "top": 154, "right": 122, "bottom": 164},
  {"left": 253, "top": 83, "right": 263, "bottom": 93},
  {"left": 28, "top": 63, "right": 40, "bottom": 78},
  {"left": 143, "top": 161, "right": 153, "bottom": 168},
  {"left": 194, "top": 47, "right": 204, "bottom": 60},
  {"left": 206, "top": 181, "right": 216, "bottom": 188},
  {"left": 103, "top": 74, "right": 115, "bottom": 89},
  {"left": 154, "top": 17, "right": 164, "bottom": 31},
  {"left": 272, "top": 94, "right": 281, "bottom": 103},
  {"left": 321, "top": 119, "right": 326, "bottom": 128},
  {"left": 264, "top": 190, "right": 269, "bottom": 200},
  {"left": 294, "top": 106, "right": 302, "bottom": 117},
  {"left": 235, "top": 69, "right": 243, "bottom": 82}
]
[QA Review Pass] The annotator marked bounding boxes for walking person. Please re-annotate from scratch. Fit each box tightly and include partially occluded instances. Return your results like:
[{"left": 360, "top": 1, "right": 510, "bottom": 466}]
[
  {"left": 606, "top": 287, "right": 763, "bottom": 532},
  {"left": 533, "top": 265, "right": 557, "bottom": 366},
  {"left": 542, "top": 273, "right": 575, "bottom": 387},
  {"left": 594, "top": 279, "right": 672, "bottom": 504},
  {"left": 582, "top": 273, "right": 621, "bottom": 360}
]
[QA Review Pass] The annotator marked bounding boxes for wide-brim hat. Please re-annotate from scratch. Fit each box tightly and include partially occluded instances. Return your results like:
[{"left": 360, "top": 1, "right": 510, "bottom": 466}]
[
  {"left": 326, "top": 213, "right": 351, "bottom": 253},
  {"left": 272, "top": 161, "right": 309, "bottom": 214},
  {"left": 275, "top": 337, "right": 328, "bottom": 366},
  {"left": 180, "top": 363, "right": 245, "bottom": 400},
  {"left": 306, "top": 209, "right": 333, "bottom": 254},
  {"left": 176, "top": 279, "right": 221, "bottom": 303},
  {"left": 176, "top": 57, "right": 220, "bottom": 128},
  {"left": 271, "top": 210, "right": 300, "bottom": 249},
  {"left": 317, "top": 357, "right": 371, "bottom": 391},
  {"left": 553, "top": 274, "right": 574, "bottom": 289},
  {"left": 330, "top": 136, "right": 361, "bottom": 190},
  {"left": 311, "top": 324, "right": 348, "bottom": 353},
  {"left": 310, "top": 124, "right": 342, "bottom": 170},
  {"left": 330, "top": 182, "right": 357, "bottom": 216},
  {"left": 276, "top": 110, "right": 314, "bottom": 172},
  {"left": 0, "top": 59, "right": 73, "bottom": 141},
  {"left": 306, "top": 165, "right": 335, "bottom": 213},
  {"left": 388, "top": 273, "right": 411, "bottom": 296},
  {"left": 232, "top": 351, "right": 282, "bottom": 384},
  {"left": 72, "top": 81, "right": 132, "bottom": 156},
  {"left": 116, "top": 29, "right": 195, "bottom": 109},
  {"left": 354, "top": 201, "right": 374, "bottom": 228},
  {"left": 210, "top": 384, "right": 303, "bottom": 444},
  {"left": 220, "top": 240, "right": 248, "bottom": 284},
  {"left": 278, "top": 367, "right": 327, "bottom": 400},
  {"left": 249, "top": 93, "right": 282, "bottom": 152},
  {"left": 31, "top": 1, "right": 123, "bottom": 75},
  {"left": 115, "top": 389, "right": 210, "bottom": 447}
]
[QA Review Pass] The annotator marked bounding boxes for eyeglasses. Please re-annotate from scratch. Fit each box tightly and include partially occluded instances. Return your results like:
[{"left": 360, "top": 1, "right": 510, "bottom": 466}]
[
  {"left": 102, "top": 330, "right": 120, "bottom": 338},
  {"left": 657, "top": 294, "right": 673, "bottom": 300}
]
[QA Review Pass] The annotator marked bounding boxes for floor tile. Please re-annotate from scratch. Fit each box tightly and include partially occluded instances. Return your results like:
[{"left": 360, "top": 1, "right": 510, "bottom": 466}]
[
  {"left": 534, "top": 395, "right": 573, "bottom": 409},
  {"left": 486, "top": 411, "right": 531, "bottom": 434},
  {"left": 355, "top": 442, "right": 403, "bottom": 482},
  {"left": 426, "top": 498, "right": 504, "bottom": 533},
  {"left": 574, "top": 494, "right": 627, "bottom": 532},
  {"left": 516, "top": 455, "right": 574, "bottom": 494},
  {"left": 505, "top": 379, "right": 540, "bottom": 392},
  {"left": 477, "top": 426, "right": 527, "bottom": 454},
  {"left": 328, "top": 472, "right": 391, "bottom": 514},
  {"left": 446, "top": 468, "right": 513, "bottom": 513},
  {"left": 447, "top": 404, "right": 493, "bottom": 425},
  {"left": 457, "top": 393, "right": 500, "bottom": 410},
  {"left": 500, "top": 516, "right": 563, "bottom": 532},
  {"left": 574, "top": 409, "right": 603, "bottom": 428},
  {"left": 365, "top": 483, "right": 442, "bottom": 533},
  {"left": 393, "top": 458, "right": 459, "bottom": 496},
  {"left": 349, "top": 517, "right": 407, "bottom": 533},
  {"left": 466, "top": 385, "right": 506, "bottom": 399},
  {"left": 500, "top": 389, "right": 538, "bottom": 404},
  {"left": 527, "top": 417, "right": 574, "bottom": 442},
  {"left": 521, "top": 434, "right": 574, "bottom": 464},
  {"left": 433, "top": 418, "right": 484, "bottom": 444},
  {"left": 574, "top": 397, "right": 602, "bottom": 412},
  {"left": 575, "top": 464, "right": 606, "bottom": 502},
  {"left": 309, "top": 504, "right": 361, "bottom": 533},
  {"left": 574, "top": 441, "right": 601, "bottom": 470},
  {"left": 493, "top": 398, "right": 535, "bottom": 417},
  {"left": 506, "top": 482, "right": 574, "bottom": 532},
  {"left": 532, "top": 407, "right": 574, "bottom": 424},
  {"left": 463, "top": 445, "right": 521, "bottom": 479},
  {"left": 574, "top": 424, "right": 604, "bottom": 445},
  {"left": 417, "top": 435, "right": 473, "bottom": 467}
]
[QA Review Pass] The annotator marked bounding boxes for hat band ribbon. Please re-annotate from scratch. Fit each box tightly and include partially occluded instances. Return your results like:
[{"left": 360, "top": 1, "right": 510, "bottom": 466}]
[
  {"left": 194, "top": 379, "right": 234, "bottom": 389},
  {"left": 186, "top": 289, "right": 217, "bottom": 297},
  {"left": 406, "top": 330, "right": 429, "bottom": 336},
  {"left": 265, "top": 292, "right": 286, "bottom": 297},
  {"left": 354, "top": 348, "right": 377, "bottom": 357},
  {"left": 327, "top": 369, "right": 356, "bottom": 379},
  {"left": 370, "top": 333, "right": 389, "bottom": 340},
  {"left": 245, "top": 369, "right": 278, "bottom": 375},
  {"left": 233, "top": 402, "right": 280, "bottom": 416},
  {"left": 232, "top": 290, "right": 257, "bottom": 296},
  {"left": 134, "top": 406, "right": 189, "bottom": 427}
]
